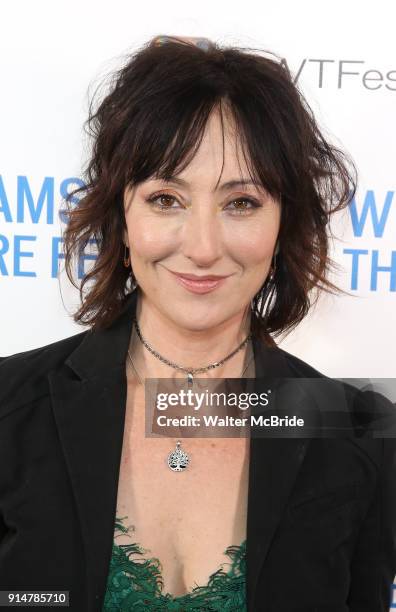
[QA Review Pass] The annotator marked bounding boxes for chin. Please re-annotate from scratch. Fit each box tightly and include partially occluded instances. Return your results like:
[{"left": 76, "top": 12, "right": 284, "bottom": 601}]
[{"left": 165, "top": 307, "right": 231, "bottom": 332}]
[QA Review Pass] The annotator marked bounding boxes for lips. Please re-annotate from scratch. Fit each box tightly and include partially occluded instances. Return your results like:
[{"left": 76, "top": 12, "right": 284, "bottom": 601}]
[
  {"left": 168, "top": 270, "right": 231, "bottom": 294},
  {"left": 174, "top": 272, "right": 229, "bottom": 281}
]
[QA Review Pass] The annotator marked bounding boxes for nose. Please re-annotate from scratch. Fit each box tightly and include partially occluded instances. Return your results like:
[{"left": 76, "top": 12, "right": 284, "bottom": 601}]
[{"left": 180, "top": 205, "right": 222, "bottom": 266}]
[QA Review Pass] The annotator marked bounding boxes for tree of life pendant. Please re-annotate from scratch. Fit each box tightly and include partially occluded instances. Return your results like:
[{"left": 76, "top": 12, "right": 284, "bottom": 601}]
[{"left": 167, "top": 440, "right": 189, "bottom": 471}]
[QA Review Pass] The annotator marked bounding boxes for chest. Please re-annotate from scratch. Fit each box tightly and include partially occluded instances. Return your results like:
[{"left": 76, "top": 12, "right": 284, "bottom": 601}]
[{"left": 114, "top": 380, "right": 250, "bottom": 597}]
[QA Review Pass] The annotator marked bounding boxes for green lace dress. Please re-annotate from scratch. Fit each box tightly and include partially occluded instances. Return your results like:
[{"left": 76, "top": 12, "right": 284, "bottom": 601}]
[{"left": 102, "top": 516, "right": 247, "bottom": 611}]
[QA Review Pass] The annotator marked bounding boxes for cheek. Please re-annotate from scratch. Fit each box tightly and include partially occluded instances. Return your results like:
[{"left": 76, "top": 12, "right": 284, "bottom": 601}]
[
  {"left": 226, "top": 222, "right": 278, "bottom": 265},
  {"left": 128, "top": 217, "right": 176, "bottom": 261}
]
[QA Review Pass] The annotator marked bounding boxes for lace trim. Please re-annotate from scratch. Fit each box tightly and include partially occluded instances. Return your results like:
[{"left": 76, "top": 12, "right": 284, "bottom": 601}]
[{"left": 103, "top": 516, "right": 247, "bottom": 611}]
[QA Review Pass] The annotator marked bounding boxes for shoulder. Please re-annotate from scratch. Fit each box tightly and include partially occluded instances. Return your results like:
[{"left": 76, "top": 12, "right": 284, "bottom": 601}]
[
  {"left": 275, "top": 345, "right": 328, "bottom": 378},
  {"left": 274, "top": 345, "right": 396, "bottom": 463},
  {"left": 0, "top": 331, "right": 89, "bottom": 418},
  {"left": 0, "top": 330, "right": 88, "bottom": 373},
  {"left": 274, "top": 344, "right": 393, "bottom": 413}
]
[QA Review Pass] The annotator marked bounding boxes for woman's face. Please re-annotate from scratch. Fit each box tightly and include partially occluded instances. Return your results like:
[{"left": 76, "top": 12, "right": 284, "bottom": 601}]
[{"left": 123, "top": 108, "right": 281, "bottom": 332}]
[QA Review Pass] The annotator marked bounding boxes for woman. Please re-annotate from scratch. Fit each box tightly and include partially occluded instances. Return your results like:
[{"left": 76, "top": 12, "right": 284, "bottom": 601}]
[{"left": 0, "top": 35, "right": 395, "bottom": 612}]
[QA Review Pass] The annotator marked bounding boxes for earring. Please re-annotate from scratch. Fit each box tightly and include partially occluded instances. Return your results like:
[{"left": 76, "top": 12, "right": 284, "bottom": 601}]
[
  {"left": 267, "top": 241, "right": 279, "bottom": 282},
  {"left": 268, "top": 264, "right": 275, "bottom": 282},
  {"left": 267, "top": 253, "right": 277, "bottom": 283},
  {"left": 123, "top": 244, "right": 130, "bottom": 268}
]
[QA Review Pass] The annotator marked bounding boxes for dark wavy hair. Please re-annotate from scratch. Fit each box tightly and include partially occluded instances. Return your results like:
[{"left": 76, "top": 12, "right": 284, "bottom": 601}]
[{"left": 61, "top": 34, "right": 357, "bottom": 345}]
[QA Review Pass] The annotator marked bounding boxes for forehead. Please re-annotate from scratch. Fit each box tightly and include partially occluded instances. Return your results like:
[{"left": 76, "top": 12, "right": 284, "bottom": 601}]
[
  {"left": 149, "top": 108, "right": 258, "bottom": 189},
  {"left": 190, "top": 108, "right": 246, "bottom": 167}
]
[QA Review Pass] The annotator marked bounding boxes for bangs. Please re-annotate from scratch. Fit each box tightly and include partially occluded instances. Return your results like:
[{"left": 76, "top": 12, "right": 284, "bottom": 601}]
[{"left": 124, "top": 93, "right": 282, "bottom": 199}]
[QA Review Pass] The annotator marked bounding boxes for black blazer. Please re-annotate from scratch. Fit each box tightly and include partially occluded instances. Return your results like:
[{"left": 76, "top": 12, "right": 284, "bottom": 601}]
[{"left": 1, "top": 289, "right": 396, "bottom": 612}]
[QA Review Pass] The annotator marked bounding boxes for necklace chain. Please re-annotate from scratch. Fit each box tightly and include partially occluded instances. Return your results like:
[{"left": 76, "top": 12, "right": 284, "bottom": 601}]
[
  {"left": 133, "top": 317, "right": 252, "bottom": 376},
  {"left": 127, "top": 347, "right": 254, "bottom": 385},
  {"left": 126, "top": 320, "right": 254, "bottom": 471}
]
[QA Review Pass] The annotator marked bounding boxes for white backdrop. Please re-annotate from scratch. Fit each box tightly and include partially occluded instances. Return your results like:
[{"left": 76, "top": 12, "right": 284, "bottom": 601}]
[
  {"left": 0, "top": 1, "right": 395, "bottom": 380},
  {"left": 0, "top": 1, "right": 395, "bottom": 608}
]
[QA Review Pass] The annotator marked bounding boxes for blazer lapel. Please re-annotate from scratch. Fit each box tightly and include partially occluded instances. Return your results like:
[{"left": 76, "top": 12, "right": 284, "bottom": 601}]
[
  {"left": 246, "top": 337, "right": 313, "bottom": 610},
  {"left": 48, "top": 289, "right": 313, "bottom": 611},
  {"left": 47, "top": 292, "right": 137, "bottom": 611}
]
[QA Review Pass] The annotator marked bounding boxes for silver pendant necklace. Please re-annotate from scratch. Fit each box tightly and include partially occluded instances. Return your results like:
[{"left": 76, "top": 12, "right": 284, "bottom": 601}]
[
  {"left": 127, "top": 319, "right": 253, "bottom": 471},
  {"left": 167, "top": 440, "right": 190, "bottom": 472}
]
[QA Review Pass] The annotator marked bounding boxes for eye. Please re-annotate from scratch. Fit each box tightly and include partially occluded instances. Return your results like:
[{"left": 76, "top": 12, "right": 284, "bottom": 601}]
[
  {"left": 225, "top": 198, "right": 262, "bottom": 215},
  {"left": 145, "top": 192, "right": 181, "bottom": 212},
  {"left": 145, "top": 193, "right": 262, "bottom": 215}
]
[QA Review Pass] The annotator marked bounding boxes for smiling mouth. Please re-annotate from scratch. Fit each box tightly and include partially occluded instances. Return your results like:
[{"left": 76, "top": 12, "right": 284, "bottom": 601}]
[{"left": 167, "top": 269, "right": 231, "bottom": 294}]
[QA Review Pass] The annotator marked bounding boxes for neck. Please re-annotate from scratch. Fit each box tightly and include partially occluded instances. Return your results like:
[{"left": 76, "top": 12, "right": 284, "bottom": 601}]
[{"left": 128, "top": 289, "right": 253, "bottom": 380}]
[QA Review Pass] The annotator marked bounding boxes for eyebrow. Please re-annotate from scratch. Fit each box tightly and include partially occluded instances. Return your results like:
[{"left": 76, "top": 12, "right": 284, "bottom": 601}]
[{"left": 154, "top": 176, "right": 266, "bottom": 192}]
